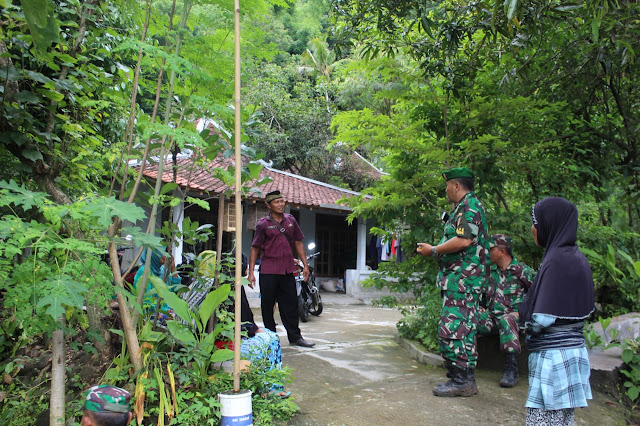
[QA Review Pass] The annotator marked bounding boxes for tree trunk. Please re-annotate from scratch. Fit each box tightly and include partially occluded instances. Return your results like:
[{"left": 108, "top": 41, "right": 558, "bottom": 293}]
[
  {"left": 107, "top": 233, "right": 143, "bottom": 372},
  {"left": 49, "top": 317, "right": 66, "bottom": 426},
  {"left": 87, "top": 299, "right": 112, "bottom": 358}
]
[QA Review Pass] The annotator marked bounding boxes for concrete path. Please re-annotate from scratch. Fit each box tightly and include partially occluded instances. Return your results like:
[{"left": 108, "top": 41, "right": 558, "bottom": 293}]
[{"left": 253, "top": 292, "right": 627, "bottom": 426}]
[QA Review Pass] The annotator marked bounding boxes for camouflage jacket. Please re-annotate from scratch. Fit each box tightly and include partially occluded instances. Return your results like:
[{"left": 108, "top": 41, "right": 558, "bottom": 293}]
[
  {"left": 487, "top": 259, "right": 536, "bottom": 314},
  {"left": 436, "top": 191, "right": 489, "bottom": 294}
]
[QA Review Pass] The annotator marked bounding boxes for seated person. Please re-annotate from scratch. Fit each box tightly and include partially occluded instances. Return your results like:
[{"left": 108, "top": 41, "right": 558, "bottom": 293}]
[
  {"left": 133, "top": 248, "right": 182, "bottom": 318},
  {"left": 477, "top": 234, "right": 535, "bottom": 388},
  {"left": 81, "top": 385, "right": 132, "bottom": 426},
  {"left": 184, "top": 248, "right": 289, "bottom": 398},
  {"left": 229, "top": 285, "right": 289, "bottom": 399}
]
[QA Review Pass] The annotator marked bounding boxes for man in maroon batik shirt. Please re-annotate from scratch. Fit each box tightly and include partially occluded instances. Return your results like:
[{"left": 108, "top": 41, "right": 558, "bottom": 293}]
[{"left": 248, "top": 190, "right": 315, "bottom": 347}]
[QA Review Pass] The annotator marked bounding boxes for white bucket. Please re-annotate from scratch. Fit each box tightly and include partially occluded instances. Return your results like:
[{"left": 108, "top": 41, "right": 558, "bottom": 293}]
[{"left": 218, "top": 389, "right": 253, "bottom": 426}]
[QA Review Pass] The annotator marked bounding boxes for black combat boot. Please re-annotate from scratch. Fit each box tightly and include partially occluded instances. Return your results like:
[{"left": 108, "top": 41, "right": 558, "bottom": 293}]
[
  {"left": 446, "top": 364, "right": 473, "bottom": 381},
  {"left": 467, "top": 367, "right": 475, "bottom": 383},
  {"left": 499, "top": 353, "right": 519, "bottom": 388},
  {"left": 445, "top": 361, "right": 455, "bottom": 378},
  {"left": 433, "top": 367, "right": 478, "bottom": 397}
]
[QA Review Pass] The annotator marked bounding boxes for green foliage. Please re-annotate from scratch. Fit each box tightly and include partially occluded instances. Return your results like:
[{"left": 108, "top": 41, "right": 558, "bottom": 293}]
[
  {"left": 396, "top": 289, "right": 441, "bottom": 352},
  {"left": 0, "top": 180, "right": 141, "bottom": 422},
  {"left": 79, "top": 197, "right": 146, "bottom": 229},
  {"left": 245, "top": 62, "right": 335, "bottom": 174},
  {"left": 0, "top": 378, "right": 50, "bottom": 426},
  {"left": 37, "top": 275, "right": 88, "bottom": 321},
  {"left": 621, "top": 338, "right": 640, "bottom": 405},
  {"left": 0, "top": 0, "right": 132, "bottom": 196},
  {"left": 329, "top": 0, "right": 640, "bottom": 349},
  {"left": 0, "top": 180, "right": 49, "bottom": 211},
  {"left": 582, "top": 244, "right": 640, "bottom": 315},
  {"left": 19, "top": 0, "right": 60, "bottom": 53},
  {"left": 122, "top": 259, "right": 296, "bottom": 425},
  {"left": 0, "top": 317, "right": 28, "bottom": 362},
  {"left": 0, "top": 181, "right": 153, "bottom": 334},
  {"left": 0, "top": 0, "right": 301, "bottom": 423}
]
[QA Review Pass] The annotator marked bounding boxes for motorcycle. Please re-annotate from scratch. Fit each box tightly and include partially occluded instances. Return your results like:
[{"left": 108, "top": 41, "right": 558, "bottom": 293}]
[{"left": 295, "top": 243, "right": 323, "bottom": 322}]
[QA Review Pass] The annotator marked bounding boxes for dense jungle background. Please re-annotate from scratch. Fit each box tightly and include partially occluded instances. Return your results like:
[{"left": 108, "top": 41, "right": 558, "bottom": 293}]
[{"left": 0, "top": 0, "right": 639, "bottom": 424}]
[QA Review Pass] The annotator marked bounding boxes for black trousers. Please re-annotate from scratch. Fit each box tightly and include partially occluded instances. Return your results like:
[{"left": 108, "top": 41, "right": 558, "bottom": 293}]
[{"left": 259, "top": 273, "right": 301, "bottom": 343}]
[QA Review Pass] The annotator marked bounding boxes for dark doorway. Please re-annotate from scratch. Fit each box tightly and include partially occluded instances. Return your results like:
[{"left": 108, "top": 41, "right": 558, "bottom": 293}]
[{"left": 314, "top": 214, "right": 357, "bottom": 277}]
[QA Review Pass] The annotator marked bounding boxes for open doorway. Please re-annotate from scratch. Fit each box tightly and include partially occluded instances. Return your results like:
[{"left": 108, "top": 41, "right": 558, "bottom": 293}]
[{"left": 314, "top": 213, "right": 357, "bottom": 278}]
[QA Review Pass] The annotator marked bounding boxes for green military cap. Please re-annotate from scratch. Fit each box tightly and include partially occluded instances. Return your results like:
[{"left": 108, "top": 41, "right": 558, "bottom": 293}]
[
  {"left": 442, "top": 167, "right": 474, "bottom": 181},
  {"left": 490, "top": 234, "right": 512, "bottom": 250},
  {"left": 84, "top": 385, "right": 131, "bottom": 413}
]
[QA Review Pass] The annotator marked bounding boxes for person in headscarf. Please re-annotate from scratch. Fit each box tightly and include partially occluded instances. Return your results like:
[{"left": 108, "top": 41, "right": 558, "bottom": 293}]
[
  {"left": 520, "top": 197, "right": 595, "bottom": 425},
  {"left": 133, "top": 248, "right": 182, "bottom": 315}
]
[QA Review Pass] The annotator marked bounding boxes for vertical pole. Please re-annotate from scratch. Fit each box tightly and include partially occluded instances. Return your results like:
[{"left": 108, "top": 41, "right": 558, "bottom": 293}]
[
  {"left": 233, "top": 0, "right": 242, "bottom": 393},
  {"left": 356, "top": 217, "right": 367, "bottom": 271}
]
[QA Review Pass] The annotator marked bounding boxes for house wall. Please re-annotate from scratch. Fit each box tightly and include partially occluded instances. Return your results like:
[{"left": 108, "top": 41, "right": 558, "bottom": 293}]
[{"left": 241, "top": 204, "right": 319, "bottom": 267}]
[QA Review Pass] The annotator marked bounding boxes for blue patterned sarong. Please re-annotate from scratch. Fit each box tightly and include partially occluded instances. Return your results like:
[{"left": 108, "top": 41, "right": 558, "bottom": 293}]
[
  {"left": 240, "top": 329, "right": 283, "bottom": 392},
  {"left": 526, "top": 347, "right": 592, "bottom": 410}
]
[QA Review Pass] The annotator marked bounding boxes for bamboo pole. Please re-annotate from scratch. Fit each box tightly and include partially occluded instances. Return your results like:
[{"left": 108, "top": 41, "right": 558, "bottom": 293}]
[{"left": 233, "top": 0, "right": 242, "bottom": 393}]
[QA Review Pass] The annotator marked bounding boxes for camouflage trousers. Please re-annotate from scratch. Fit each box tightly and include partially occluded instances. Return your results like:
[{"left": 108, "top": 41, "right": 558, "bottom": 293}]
[
  {"left": 476, "top": 307, "right": 521, "bottom": 354},
  {"left": 439, "top": 290, "right": 480, "bottom": 370}
]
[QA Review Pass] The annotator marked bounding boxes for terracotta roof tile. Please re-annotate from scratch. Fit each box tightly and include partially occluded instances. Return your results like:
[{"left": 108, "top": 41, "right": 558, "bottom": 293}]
[{"left": 139, "top": 155, "right": 359, "bottom": 211}]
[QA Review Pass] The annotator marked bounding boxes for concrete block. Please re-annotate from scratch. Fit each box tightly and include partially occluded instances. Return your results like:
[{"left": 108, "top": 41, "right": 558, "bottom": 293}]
[
  {"left": 590, "top": 312, "right": 640, "bottom": 345},
  {"left": 345, "top": 269, "right": 414, "bottom": 303}
]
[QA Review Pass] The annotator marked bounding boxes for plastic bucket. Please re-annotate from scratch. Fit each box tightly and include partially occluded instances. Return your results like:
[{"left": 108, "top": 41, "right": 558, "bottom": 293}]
[{"left": 218, "top": 389, "right": 253, "bottom": 426}]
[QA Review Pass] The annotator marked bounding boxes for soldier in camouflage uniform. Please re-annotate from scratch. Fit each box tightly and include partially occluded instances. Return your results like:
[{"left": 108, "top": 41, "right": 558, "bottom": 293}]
[
  {"left": 417, "top": 167, "right": 489, "bottom": 397},
  {"left": 81, "top": 384, "right": 132, "bottom": 426},
  {"left": 478, "top": 234, "right": 535, "bottom": 388}
]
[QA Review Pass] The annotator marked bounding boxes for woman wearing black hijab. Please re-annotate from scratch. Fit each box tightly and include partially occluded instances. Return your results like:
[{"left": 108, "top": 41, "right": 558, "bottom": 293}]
[{"left": 520, "top": 197, "right": 595, "bottom": 426}]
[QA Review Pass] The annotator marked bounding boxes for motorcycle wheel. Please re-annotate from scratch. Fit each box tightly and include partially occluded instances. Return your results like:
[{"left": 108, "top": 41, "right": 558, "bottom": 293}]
[
  {"left": 309, "top": 274, "right": 322, "bottom": 316},
  {"left": 310, "top": 301, "right": 323, "bottom": 316},
  {"left": 298, "top": 295, "right": 309, "bottom": 322}
]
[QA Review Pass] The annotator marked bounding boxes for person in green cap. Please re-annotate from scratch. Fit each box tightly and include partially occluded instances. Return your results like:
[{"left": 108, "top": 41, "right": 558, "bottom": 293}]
[
  {"left": 477, "top": 234, "right": 536, "bottom": 388},
  {"left": 81, "top": 385, "right": 132, "bottom": 426},
  {"left": 417, "top": 167, "right": 489, "bottom": 397}
]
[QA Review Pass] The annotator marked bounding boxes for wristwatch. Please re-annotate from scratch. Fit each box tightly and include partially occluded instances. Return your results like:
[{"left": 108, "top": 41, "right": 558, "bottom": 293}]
[{"left": 431, "top": 246, "right": 438, "bottom": 257}]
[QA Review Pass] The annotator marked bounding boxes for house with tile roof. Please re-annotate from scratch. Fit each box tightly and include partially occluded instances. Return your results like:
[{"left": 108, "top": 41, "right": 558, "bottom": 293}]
[
  {"left": 127, "top": 116, "right": 404, "bottom": 300},
  {"left": 134, "top": 151, "right": 395, "bottom": 300}
]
